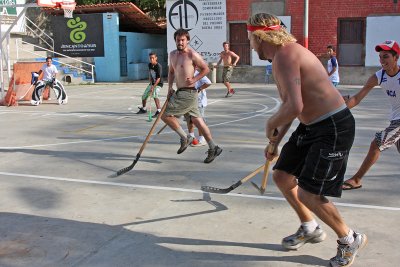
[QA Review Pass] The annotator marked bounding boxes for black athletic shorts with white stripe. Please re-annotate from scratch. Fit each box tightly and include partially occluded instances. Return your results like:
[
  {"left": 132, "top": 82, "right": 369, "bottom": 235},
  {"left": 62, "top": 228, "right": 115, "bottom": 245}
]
[
  {"left": 273, "top": 108, "right": 355, "bottom": 197},
  {"left": 375, "top": 119, "right": 400, "bottom": 152}
]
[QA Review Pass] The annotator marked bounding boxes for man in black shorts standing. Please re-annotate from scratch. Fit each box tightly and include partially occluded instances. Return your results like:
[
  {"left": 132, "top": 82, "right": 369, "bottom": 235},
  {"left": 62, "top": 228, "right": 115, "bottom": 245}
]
[
  {"left": 161, "top": 28, "right": 222, "bottom": 163},
  {"left": 248, "top": 13, "right": 366, "bottom": 267}
]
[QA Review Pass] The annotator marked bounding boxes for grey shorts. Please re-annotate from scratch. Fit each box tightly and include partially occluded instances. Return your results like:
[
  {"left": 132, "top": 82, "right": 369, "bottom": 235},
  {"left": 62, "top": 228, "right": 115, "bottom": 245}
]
[
  {"left": 222, "top": 66, "right": 233, "bottom": 83},
  {"left": 375, "top": 119, "right": 400, "bottom": 152},
  {"left": 273, "top": 108, "right": 355, "bottom": 197},
  {"left": 164, "top": 88, "right": 201, "bottom": 118}
]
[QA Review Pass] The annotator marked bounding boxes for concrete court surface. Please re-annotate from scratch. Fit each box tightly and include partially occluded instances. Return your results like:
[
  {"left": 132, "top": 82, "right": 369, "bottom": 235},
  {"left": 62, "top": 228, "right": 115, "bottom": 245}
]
[{"left": 0, "top": 82, "right": 399, "bottom": 267}]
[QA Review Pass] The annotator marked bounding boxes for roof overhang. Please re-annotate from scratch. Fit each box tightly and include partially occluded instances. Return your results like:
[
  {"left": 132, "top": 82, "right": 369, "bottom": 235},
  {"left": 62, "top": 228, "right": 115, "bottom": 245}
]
[{"left": 43, "top": 2, "right": 166, "bottom": 34}]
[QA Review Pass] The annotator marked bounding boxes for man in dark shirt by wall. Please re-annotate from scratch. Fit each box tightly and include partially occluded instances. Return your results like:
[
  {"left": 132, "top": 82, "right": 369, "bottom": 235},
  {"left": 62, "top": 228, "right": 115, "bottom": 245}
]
[{"left": 137, "top": 52, "right": 163, "bottom": 116}]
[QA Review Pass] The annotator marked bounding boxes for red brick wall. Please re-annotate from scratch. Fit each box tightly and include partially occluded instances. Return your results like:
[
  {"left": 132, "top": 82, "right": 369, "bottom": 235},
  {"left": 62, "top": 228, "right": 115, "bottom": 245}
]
[
  {"left": 227, "top": 0, "right": 399, "bottom": 56},
  {"left": 226, "top": 0, "right": 254, "bottom": 21}
]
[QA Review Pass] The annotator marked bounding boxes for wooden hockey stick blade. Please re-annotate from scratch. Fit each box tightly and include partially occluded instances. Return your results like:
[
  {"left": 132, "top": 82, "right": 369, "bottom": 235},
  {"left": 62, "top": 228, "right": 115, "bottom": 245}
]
[{"left": 201, "top": 165, "right": 264, "bottom": 194}]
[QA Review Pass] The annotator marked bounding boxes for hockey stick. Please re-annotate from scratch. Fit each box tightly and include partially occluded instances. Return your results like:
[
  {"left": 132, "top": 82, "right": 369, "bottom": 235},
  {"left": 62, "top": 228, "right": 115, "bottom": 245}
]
[
  {"left": 147, "top": 95, "right": 153, "bottom": 122},
  {"left": 250, "top": 130, "right": 278, "bottom": 194},
  {"left": 250, "top": 159, "right": 272, "bottom": 195},
  {"left": 250, "top": 144, "right": 276, "bottom": 195},
  {"left": 156, "top": 124, "right": 168, "bottom": 135},
  {"left": 201, "top": 164, "right": 265, "bottom": 194},
  {"left": 110, "top": 98, "right": 169, "bottom": 177}
]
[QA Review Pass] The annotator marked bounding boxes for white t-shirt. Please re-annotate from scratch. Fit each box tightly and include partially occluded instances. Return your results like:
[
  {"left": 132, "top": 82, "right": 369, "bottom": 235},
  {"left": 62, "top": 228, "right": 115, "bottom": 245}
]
[
  {"left": 376, "top": 68, "right": 400, "bottom": 120},
  {"left": 194, "top": 70, "right": 211, "bottom": 107},
  {"left": 327, "top": 57, "right": 340, "bottom": 83},
  {"left": 41, "top": 64, "right": 58, "bottom": 81}
]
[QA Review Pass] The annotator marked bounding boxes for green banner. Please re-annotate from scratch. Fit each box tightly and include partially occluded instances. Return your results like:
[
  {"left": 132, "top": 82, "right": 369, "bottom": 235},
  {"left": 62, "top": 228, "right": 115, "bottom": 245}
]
[{"left": 0, "top": 0, "right": 17, "bottom": 15}]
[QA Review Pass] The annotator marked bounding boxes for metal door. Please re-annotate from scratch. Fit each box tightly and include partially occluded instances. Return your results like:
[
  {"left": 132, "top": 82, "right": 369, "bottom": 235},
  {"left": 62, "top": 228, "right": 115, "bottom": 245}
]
[
  {"left": 229, "top": 23, "right": 250, "bottom": 65},
  {"left": 338, "top": 18, "right": 365, "bottom": 66},
  {"left": 119, "top": 36, "right": 127, "bottom": 77}
]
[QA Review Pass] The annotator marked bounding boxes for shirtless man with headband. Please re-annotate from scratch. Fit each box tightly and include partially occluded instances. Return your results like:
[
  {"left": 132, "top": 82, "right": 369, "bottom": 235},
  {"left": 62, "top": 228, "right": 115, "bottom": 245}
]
[{"left": 247, "top": 13, "right": 367, "bottom": 267}]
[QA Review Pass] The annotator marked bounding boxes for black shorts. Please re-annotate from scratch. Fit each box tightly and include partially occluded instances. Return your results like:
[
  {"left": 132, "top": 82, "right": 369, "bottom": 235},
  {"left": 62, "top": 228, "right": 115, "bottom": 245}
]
[{"left": 273, "top": 108, "right": 355, "bottom": 197}]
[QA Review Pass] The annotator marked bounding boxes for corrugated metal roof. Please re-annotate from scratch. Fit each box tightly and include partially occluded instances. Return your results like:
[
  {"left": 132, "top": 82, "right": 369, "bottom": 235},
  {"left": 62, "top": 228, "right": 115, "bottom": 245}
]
[{"left": 44, "top": 2, "right": 166, "bottom": 34}]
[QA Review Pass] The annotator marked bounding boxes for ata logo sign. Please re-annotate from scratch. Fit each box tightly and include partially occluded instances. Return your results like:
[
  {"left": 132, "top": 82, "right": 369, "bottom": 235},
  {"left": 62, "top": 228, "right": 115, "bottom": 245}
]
[{"left": 168, "top": 0, "right": 199, "bottom": 30}]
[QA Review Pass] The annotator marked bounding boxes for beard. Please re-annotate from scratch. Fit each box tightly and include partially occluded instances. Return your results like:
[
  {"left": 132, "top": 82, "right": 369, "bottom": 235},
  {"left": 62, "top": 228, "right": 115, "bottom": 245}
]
[{"left": 177, "top": 45, "right": 184, "bottom": 51}]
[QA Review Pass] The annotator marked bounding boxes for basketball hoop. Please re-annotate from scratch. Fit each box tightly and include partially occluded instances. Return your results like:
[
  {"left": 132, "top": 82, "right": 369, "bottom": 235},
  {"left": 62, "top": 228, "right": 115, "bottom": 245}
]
[
  {"left": 37, "top": 0, "right": 76, "bottom": 18},
  {"left": 61, "top": 1, "right": 76, "bottom": 18}
]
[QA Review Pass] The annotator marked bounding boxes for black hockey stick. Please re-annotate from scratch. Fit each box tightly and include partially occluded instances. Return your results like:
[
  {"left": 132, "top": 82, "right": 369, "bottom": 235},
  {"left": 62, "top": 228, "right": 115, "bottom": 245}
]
[
  {"left": 110, "top": 99, "right": 169, "bottom": 177},
  {"left": 201, "top": 165, "right": 264, "bottom": 194}
]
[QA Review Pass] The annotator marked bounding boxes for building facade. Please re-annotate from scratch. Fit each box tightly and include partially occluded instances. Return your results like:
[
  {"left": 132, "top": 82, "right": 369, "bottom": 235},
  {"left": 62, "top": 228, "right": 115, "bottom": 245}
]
[{"left": 227, "top": 0, "right": 399, "bottom": 67}]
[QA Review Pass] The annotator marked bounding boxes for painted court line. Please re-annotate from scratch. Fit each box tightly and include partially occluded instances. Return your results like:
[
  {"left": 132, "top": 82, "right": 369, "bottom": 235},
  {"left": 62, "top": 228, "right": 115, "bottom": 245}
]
[
  {"left": 0, "top": 96, "right": 281, "bottom": 149},
  {"left": 0, "top": 171, "right": 399, "bottom": 211}
]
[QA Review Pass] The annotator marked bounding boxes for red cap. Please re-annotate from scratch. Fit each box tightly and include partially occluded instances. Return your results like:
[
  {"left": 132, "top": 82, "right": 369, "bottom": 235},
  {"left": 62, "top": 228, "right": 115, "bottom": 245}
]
[{"left": 375, "top": 40, "right": 400, "bottom": 54}]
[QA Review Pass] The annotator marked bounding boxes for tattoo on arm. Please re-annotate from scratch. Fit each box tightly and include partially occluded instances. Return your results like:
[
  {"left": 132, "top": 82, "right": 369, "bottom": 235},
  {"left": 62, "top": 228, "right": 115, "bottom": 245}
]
[{"left": 294, "top": 77, "right": 301, "bottom": 85}]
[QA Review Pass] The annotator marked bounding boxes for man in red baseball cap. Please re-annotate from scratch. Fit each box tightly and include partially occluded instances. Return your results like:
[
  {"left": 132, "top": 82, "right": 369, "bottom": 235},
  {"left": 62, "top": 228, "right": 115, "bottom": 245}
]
[
  {"left": 375, "top": 40, "right": 400, "bottom": 54},
  {"left": 343, "top": 40, "right": 400, "bottom": 192}
]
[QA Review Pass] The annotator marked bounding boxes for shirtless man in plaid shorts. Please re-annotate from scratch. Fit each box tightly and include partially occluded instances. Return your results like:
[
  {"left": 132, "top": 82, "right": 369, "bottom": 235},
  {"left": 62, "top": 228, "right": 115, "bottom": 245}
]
[
  {"left": 342, "top": 40, "right": 400, "bottom": 191},
  {"left": 217, "top": 42, "right": 240, "bottom": 97},
  {"left": 161, "top": 28, "right": 222, "bottom": 163}
]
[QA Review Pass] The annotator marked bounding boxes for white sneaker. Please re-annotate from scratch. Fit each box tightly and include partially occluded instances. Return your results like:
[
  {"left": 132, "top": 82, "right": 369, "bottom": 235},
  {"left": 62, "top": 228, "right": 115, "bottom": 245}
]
[
  {"left": 282, "top": 225, "right": 327, "bottom": 250},
  {"left": 329, "top": 232, "right": 367, "bottom": 267}
]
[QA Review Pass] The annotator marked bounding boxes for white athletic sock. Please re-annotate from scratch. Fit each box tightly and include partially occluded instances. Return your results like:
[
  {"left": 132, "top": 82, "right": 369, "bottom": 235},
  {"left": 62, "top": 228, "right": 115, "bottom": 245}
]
[
  {"left": 301, "top": 219, "right": 318, "bottom": 233},
  {"left": 189, "top": 132, "right": 195, "bottom": 138},
  {"left": 339, "top": 229, "right": 355, "bottom": 244},
  {"left": 198, "top": 136, "right": 205, "bottom": 142},
  {"left": 157, "top": 109, "right": 161, "bottom": 112}
]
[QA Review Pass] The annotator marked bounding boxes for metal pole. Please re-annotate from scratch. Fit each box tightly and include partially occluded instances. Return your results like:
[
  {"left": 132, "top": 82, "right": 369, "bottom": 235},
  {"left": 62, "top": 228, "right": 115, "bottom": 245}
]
[
  {"left": 304, "top": 0, "right": 309, "bottom": 49},
  {"left": 0, "top": 11, "right": 4, "bottom": 98},
  {"left": 6, "top": 34, "right": 11, "bottom": 81}
]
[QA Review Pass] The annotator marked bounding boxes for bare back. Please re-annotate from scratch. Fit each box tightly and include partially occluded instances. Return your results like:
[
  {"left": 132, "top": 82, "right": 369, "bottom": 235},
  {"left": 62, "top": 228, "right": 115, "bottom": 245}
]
[{"left": 273, "top": 43, "right": 345, "bottom": 124}]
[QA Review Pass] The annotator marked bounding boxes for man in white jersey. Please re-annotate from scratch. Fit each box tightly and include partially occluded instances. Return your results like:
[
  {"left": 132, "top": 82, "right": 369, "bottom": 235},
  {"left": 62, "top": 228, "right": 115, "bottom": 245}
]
[
  {"left": 188, "top": 68, "right": 211, "bottom": 147},
  {"left": 342, "top": 40, "right": 400, "bottom": 190},
  {"left": 327, "top": 45, "right": 340, "bottom": 87},
  {"left": 36, "top": 56, "right": 58, "bottom": 99}
]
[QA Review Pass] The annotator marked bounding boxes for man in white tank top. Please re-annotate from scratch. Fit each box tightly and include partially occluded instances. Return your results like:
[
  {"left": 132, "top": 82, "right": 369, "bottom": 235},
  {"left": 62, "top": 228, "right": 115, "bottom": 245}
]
[{"left": 342, "top": 40, "right": 400, "bottom": 191}]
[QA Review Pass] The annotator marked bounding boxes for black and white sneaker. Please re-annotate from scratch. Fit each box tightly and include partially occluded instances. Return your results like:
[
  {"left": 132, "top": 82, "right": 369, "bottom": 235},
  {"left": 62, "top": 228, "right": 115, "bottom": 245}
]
[{"left": 136, "top": 107, "right": 147, "bottom": 114}]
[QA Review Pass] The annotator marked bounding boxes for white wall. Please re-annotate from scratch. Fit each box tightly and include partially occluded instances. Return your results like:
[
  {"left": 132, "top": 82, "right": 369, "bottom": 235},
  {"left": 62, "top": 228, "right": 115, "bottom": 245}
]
[
  {"left": 251, "top": 16, "right": 291, "bottom": 66},
  {"left": 166, "top": 0, "right": 227, "bottom": 63},
  {"left": 365, "top": 16, "right": 400, "bottom": 67}
]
